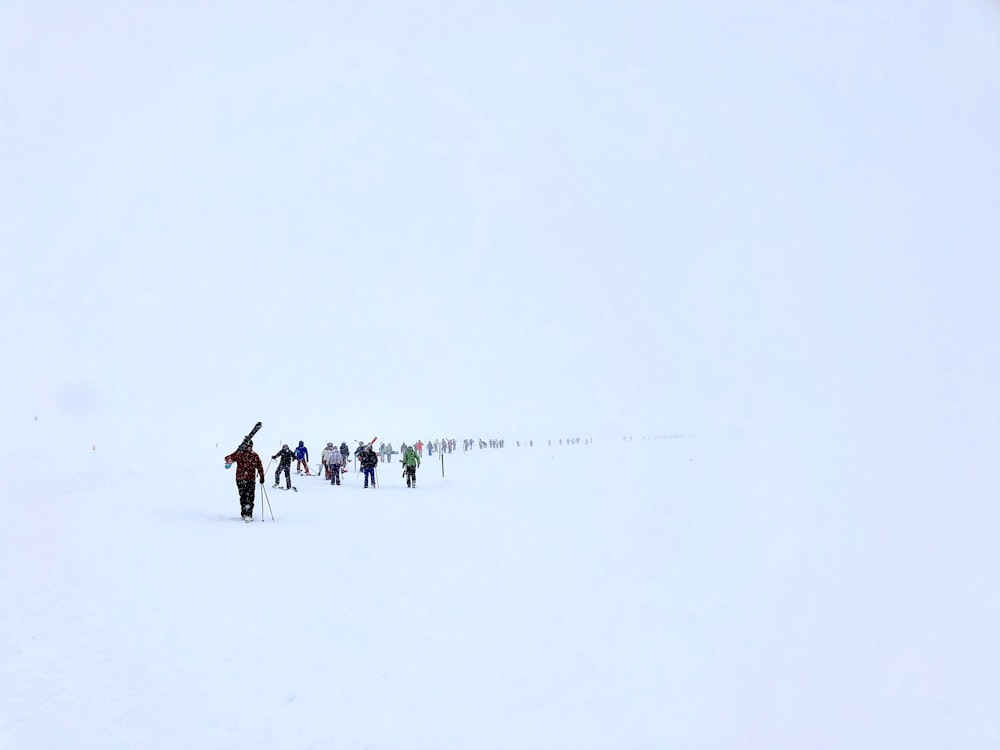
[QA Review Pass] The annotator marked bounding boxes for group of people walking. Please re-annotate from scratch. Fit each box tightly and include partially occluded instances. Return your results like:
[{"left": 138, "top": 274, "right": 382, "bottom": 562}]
[
  {"left": 346, "top": 440, "right": 423, "bottom": 489},
  {"left": 224, "top": 436, "right": 424, "bottom": 521},
  {"left": 320, "top": 441, "right": 351, "bottom": 485}
]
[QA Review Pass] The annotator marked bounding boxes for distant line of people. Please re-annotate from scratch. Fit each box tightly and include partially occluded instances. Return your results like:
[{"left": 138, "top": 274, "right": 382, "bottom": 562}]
[{"left": 225, "top": 431, "right": 593, "bottom": 520}]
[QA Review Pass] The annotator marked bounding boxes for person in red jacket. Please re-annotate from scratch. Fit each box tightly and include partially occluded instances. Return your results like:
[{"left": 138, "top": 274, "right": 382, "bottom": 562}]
[{"left": 224, "top": 440, "right": 266, "bottom": 522}]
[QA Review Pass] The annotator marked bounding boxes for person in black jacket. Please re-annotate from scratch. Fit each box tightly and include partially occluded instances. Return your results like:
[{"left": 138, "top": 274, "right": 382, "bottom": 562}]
[
  {"left": 359, "top": 444, "right": 379, "bottom": 488},
  {"left": 339, "top": 442, "right": 350, "bottom": 471},
  {"left": 271, "top": 444, "right": 295, "bottom": 489}
]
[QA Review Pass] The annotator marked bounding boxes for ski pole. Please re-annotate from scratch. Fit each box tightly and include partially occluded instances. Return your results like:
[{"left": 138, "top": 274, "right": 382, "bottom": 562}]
[{"left": 260, "top": 483, "right": 274, "bottom": 521}]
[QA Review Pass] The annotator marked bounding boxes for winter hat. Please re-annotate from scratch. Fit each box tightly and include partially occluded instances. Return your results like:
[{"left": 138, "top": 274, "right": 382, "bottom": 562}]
[
  {"left": 326, "top": 442, "right": 333, "bottom": 448},
  {"left": 282, "top": 443, "right": 289, "bottom": 450}
]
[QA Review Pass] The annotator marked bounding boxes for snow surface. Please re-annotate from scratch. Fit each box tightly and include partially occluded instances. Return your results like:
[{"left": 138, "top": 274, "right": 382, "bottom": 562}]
[{"left": 3, "top": 429, "right": 1000, "bottom": 749}]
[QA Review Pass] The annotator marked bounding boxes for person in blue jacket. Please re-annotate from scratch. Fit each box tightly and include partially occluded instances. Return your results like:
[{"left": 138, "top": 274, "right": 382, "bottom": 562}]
[{"left": 295, "top": 440, "right": 310, "bottom": 475}]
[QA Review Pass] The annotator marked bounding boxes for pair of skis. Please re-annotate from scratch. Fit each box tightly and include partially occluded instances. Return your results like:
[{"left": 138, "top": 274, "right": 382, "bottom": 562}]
[{"left": 236, "top": 421, "right": 262, "bottom": 451}]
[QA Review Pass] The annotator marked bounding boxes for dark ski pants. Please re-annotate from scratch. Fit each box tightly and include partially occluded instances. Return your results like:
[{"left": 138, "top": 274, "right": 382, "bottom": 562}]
[
  {"left": 404, "top": 466, "right": 416, "bottom": 487},
  {"left": 330, "top": 468, "right": 341, "bottom": 486},
  {"left": 275, "top": 464, "right": 291, "bottom": 488},
  {"left": 363, "top": 467, "right": 376, "bottom": 487},
  {"left": 237, "top": 480, "right": 256, "bottom": 517}
]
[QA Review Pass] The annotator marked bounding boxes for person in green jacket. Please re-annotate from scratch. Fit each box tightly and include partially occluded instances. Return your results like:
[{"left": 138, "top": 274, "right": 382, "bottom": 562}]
[{"left": 402, "top": 444, "right": 421, "bottom": 488}]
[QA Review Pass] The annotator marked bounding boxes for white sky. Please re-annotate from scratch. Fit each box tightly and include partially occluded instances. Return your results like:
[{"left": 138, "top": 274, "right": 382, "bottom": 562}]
[{"left": 2, "top": 0, "right": 999, "bottom": 449}]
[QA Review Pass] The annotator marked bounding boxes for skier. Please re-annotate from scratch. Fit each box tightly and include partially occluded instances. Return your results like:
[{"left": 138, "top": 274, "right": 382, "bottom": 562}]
[
  {"left": 402, "top": 443, "right": 420, "bottom": 488},
  {"left": 321, "top": 442, "right": 335, "bottom": 479},
  {"left": 359, "top": 442, "right": 379, "bottom": 488},
  {"left": 329, "top": 445, "right": 344, "bottom": 485},
  {"left": 339, "top": 441, "right": 350, "bottom": 471},
  {"left": 224, "top": 440, "right": 265, "bottom": 521},
  {"left": 272, "top": 444, "right": 295, "bottom": 489},
  {"left": 415, "top": 439, "right": 423, "bottom": 457},
  {"left": 295, "top": 440, "right": 310, "bottom": 475}
]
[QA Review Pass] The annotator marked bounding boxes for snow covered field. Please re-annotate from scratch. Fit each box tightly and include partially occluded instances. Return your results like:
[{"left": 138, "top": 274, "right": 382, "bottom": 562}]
[
  {"left": 3, "top": 429, "right": 999, "bottom": 749},
  {"left": 4, "top": 1, "right": 1000, "bottom": 747}
]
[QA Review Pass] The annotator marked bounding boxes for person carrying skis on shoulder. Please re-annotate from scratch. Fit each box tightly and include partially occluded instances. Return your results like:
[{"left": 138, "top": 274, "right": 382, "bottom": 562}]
[
  {"left": 224, "top": 440, "right": 265, "bottom": 521},
  {"left": 272, "top": 444, "right": 295, "bottom": 489},
  {"left": 329, "top": 444, "right": 344, "bottom": 485},
  {"left": 339, "top": 441, "right": 350, "bottom": 471},
  {"left": 359, "top": 443, "right": 379, "bottom": 488},
  {"left": 402, "top": 443, "right": 420, "bottom": 488},
  {"left": 295, "top": 440, "right": 310, "bottom": 475}
]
